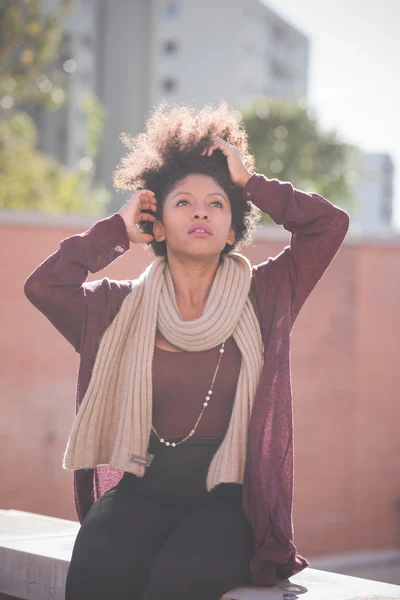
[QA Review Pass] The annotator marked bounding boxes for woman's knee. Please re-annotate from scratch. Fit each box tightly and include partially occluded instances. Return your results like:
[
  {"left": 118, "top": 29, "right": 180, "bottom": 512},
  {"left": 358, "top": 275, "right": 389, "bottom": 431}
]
[
  {"left": 142, "top": 548, "right": 251, "bottom": 600},
  {"left": 65, "top": 489, "right": 163, "bottom": 599},
  {"left": 66, "top": 526, "right": 158, "bottom": 600}
]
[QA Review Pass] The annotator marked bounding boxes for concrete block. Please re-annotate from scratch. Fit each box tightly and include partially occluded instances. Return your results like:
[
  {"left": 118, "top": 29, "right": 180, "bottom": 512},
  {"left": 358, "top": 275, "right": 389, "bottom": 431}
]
[{"left": 1, "top": 510, "right": 400, "bottom": 600}]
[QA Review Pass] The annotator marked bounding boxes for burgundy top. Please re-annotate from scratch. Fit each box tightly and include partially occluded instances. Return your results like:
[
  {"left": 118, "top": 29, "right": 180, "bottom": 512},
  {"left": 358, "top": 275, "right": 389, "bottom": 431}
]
[
  {"left": 135, "top": 335, "right": 243, "bottom": 501},
  {"left": 24, "top": 172, "right": 350, "bottom": 585},
  {"left": 152, "top": 336, "right": 241, "bottom": 441}
]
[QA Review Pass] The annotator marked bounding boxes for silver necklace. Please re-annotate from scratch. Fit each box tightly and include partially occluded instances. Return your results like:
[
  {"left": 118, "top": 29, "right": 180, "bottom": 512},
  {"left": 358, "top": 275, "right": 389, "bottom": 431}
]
[{"left": 151, "top": 340, "right": 226, "bottom": 447}]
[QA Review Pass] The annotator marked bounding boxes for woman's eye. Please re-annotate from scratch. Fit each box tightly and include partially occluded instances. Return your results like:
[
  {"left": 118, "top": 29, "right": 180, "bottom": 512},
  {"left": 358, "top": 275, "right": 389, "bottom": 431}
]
[{"left": 176, "top": 200, "right": 223, "bottom": 208}]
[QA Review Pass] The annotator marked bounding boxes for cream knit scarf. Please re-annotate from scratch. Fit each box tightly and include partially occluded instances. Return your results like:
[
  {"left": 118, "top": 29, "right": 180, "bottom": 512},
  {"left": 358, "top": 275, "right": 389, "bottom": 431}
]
[{"left": 63, "top": 252, "right": 263, "bottom": 490}]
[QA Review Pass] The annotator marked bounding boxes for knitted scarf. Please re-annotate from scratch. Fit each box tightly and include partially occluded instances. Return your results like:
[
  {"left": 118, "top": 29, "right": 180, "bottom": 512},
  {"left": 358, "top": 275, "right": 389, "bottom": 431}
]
[{"left": 63, "top": 252, "right": 264, "bottom": 490}]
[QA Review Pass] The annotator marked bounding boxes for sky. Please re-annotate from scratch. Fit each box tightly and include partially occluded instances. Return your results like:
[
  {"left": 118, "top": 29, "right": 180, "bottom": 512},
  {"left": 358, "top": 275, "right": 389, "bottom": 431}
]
[{"left": 262, "top": 0, "right": 400, "bottom": 229}]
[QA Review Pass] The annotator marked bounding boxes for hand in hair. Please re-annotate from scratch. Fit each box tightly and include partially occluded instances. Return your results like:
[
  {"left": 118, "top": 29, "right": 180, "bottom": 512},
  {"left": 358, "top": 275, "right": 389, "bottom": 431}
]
[
  {"left": 201, "top": 138, "right": 252, "bottom": 189},
  {"left": 113, "top": 102, "right": 261, "bottom": 256},
  {"left": 118, "top": 189, "right": 158, "bottom": 244}
]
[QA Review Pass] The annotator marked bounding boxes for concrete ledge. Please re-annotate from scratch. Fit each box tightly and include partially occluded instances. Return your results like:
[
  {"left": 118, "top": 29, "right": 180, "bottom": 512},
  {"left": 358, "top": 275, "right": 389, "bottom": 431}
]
[
  {"left": 1, "top": 510, "right": 400, "bottom": 600},
  {"left": 1, "top": 208, "right": 400, "bottom": 247},
  {"left": 0, "top": 209, "right": 97, "bottom": 230},
  {"left": 0, "top": 510, "right": 79, "bottom": 600},
  {"left": 222, "top": 569, "right": 400, "bottom": 599},
  {"left": 308, "top": 547, "right": 400, "bottom": 572}
]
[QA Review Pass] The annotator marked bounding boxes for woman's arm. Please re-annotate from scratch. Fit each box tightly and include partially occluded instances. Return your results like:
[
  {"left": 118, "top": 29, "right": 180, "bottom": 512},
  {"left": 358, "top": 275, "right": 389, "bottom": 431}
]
[
  {"left": 24, "top": 213, "right": 132, "bottom": 353},
  {"left": 244, "top": 173, "right": 350, "bottom": 324}
]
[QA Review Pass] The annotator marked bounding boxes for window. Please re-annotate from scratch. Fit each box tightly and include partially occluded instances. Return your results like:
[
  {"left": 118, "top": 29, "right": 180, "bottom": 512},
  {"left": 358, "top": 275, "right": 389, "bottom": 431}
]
[
  {"left": 381, "top": 199, "right": 392, "bottom": 222},
  {"left": 381, "top": 181, "right": 393, "bottom": 222},
  {"left": 81, "top": 33, "right": 93, "bottom": 49},
  {"left": 161, "top": 77, "right": 178, "bottom": 93},
  {"left": 242, "top": 42, "right": 255, "bottom": 55},
  {"left": 272, "top": 23, "right": 284, "bottom": 42},
  {"left": 165, "top": 2, "right": 180, "bottom": 20},
  {"left": 57, "top": 124, "right": 67, "bottom": 145},
  {"left": 163, "top": 40, "right": 179, "bottom": 54},
  {"left": 79, "top": 70, "right": 92, "bottom": 84},
  {"left": 271, "top": 58, "right": 289, "bottom": 79},
  {"left": 241, "top": 81, "right": 257, "bottom": 93}
]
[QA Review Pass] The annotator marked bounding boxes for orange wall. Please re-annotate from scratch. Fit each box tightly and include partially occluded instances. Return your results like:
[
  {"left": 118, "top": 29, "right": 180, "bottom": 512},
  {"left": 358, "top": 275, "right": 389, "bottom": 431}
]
[{"left": 1, "top": 216, "right": 399, "bottom": 557}]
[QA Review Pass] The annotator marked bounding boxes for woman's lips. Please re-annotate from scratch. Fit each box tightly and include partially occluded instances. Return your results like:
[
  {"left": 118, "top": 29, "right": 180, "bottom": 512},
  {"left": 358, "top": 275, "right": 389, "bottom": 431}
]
[
  {"left": 188, "top": 223, "right": 213, "bottom": 235},
  {"left": 188, "top": 231, "right": 212, "bottom": 237}
]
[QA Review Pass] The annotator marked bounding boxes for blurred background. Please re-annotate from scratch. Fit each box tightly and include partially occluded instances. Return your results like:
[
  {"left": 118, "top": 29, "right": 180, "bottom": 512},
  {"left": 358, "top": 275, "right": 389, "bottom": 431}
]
[{"left": 1, "top": 0, "right": 399, "bottom": 587}]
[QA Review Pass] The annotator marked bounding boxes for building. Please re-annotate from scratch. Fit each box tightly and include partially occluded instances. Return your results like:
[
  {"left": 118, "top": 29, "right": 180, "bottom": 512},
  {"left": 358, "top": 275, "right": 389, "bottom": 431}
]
[
  {"left": 147, "top": 0, "right": 309, "bottom": 112},
  {"left": 350, "top": 152, "right": 395, "bottom": 236},
  {"left": 34, "top": 0, "right": 309, "bottom": 212}
]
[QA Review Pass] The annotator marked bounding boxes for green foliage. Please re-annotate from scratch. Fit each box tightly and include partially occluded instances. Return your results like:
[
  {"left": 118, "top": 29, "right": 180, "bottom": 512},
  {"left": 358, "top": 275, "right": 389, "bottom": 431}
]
[
  {"left": 0, "top": 111, "right": 107, "bottom": 215},
  {"left": 82, "top": 94, "right": 107, "bottom": 161},
  {"left": 0, "top": 0, "right": 109, "bottom": 216},
  {"left": 0, "top": 0, "right": 74, "bottom": 109},
  {"left": 242, "top": 98, "right": 361, "bottom": 219}
]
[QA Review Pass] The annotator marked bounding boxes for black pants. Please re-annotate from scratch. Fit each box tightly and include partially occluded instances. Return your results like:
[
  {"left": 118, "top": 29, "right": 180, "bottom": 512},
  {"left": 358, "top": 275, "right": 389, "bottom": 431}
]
[{"left": 65, "top": 473, "right": 254, "bottom": 600}]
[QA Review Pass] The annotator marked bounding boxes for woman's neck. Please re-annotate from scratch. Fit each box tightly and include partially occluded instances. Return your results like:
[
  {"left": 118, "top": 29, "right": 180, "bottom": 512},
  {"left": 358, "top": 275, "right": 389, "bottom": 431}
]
[{"left": 166, "top": 254, "right": 221, "bottom": 320}]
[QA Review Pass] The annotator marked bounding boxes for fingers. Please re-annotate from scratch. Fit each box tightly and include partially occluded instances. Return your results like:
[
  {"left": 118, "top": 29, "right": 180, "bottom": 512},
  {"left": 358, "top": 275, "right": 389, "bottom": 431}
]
[
  {"left": 140, "top": 200, "right": 157, "bottom": 210},
  {"left": 139, "top": 233, "right": 156, "bottom": 243},
  {"left": 132, "top": 189, "right": 158, "bottom": 213},
  {"left": 138, "top": 190, "right": 157, "bottom": 224},
  {"left": 201, "top": 138, "right": 231, "bottom": 157},
  {"left": 136, "top": 189, "right": 155, "bottom": 197},
  {"left": 201, "top": 144, "right": 216, "bottom": 156},
  {"left": 138, "top": 212, "right": 157, "bottom": 222},
  {"left": 133, "top": 189, "right": 157, "bottom": 205}
]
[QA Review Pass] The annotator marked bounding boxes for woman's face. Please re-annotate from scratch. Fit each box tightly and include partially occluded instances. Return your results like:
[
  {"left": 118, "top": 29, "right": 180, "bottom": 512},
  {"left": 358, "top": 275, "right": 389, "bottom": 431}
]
[{"left": 153, "top": 173, "right": 236, "bottom": 260}]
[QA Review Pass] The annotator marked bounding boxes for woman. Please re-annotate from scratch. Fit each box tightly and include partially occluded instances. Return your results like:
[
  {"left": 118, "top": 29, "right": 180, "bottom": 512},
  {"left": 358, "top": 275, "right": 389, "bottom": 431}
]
[{"left": 24, "top": 102, "right": 350, "bottom": 599}]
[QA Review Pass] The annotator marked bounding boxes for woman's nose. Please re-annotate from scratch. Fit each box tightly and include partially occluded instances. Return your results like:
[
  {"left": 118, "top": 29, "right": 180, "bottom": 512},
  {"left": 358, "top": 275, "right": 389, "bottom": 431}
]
[{"left": 193, "top": 210, "right": 209, "bottom": 220}]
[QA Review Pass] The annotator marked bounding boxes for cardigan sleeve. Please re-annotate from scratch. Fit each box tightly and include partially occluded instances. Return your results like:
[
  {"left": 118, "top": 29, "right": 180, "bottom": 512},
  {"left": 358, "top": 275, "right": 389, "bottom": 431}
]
[
  {"left": 24, "top": 213, "right": 132, "bottom": 353},
  {"left": 243, "top": 173, "right": 350, "bottom": 325}
]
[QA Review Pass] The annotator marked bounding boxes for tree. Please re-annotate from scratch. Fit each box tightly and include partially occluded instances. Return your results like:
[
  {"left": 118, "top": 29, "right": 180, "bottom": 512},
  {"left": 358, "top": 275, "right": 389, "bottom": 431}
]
[
  {"left": 0, "top": 109, "right": 109, "bottom": 214},
  {"left": 0, "top": 0, "right": 74, "bottom": 109},
  {"left": 241, "top": 98, "right": 361, "bottom": 219},
  {"left": 0, "top": 0, "right": 109, "bottom": 215}
]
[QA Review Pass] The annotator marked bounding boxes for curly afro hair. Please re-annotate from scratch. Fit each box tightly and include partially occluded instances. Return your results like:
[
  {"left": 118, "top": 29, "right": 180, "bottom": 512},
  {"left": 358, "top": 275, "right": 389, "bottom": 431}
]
[{"left": 113, "top": 101, "right": 261, "bottom": 257}]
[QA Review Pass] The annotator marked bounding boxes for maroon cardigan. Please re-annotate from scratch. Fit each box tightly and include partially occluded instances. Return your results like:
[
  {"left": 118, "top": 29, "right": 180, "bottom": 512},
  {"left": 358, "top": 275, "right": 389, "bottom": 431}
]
[{"left": 24, "top": 173, "right": 350, "bottom": 586}]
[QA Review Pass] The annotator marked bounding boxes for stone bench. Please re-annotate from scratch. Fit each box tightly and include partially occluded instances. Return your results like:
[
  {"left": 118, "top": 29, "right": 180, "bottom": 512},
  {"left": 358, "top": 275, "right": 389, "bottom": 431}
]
[{"left": 1, "top": 509, "right": 400, "bottom": 600}]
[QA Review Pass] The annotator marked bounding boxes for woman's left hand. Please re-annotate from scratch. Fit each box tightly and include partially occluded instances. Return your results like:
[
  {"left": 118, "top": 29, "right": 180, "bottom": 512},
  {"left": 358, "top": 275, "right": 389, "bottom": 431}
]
[{"left": 201, "top": 138, "right": 253, "bottom": 188}]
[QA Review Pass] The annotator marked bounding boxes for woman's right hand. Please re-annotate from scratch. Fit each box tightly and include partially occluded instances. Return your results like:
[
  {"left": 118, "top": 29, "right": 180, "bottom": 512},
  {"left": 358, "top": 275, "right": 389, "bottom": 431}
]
[{"left": 118, "top": 189, "right": 158, "bottom": 244}]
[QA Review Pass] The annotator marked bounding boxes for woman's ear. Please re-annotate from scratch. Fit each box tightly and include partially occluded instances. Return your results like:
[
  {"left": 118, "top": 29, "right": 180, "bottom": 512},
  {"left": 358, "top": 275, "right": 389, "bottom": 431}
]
[
  {"left": 153, "top": 220, "right": 166, "bottom": 243},
  {"left": 227, "top": 224, "right": 236, "bottom": 246}
]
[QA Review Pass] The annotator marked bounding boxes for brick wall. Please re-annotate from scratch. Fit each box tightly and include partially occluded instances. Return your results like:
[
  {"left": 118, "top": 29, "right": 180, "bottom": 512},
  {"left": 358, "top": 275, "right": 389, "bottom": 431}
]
[{"left": 1, "top": 213, "right": 399, "bottom": 557}]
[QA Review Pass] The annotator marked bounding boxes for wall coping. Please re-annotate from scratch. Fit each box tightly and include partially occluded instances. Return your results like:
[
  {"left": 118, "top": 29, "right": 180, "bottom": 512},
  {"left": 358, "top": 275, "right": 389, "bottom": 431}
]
[
  {"left": 1, "top": 209, "right": 400, "bottom": 248},
  {"left": 1, "top": 510, "right": 400, "bottom": 600},
  {"left": 308, "top": 547, "right": 400, "bottom": 571}
]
